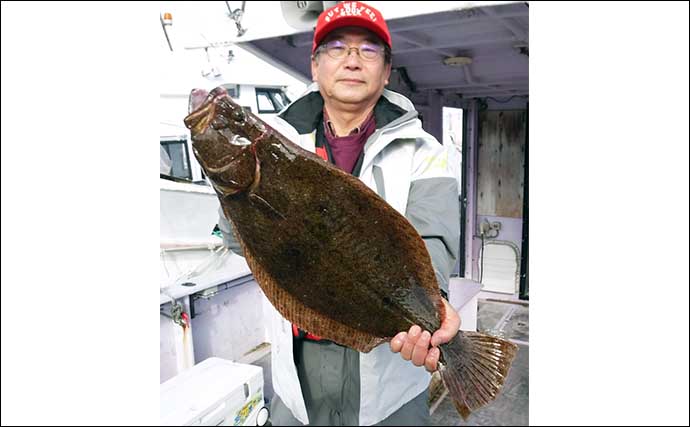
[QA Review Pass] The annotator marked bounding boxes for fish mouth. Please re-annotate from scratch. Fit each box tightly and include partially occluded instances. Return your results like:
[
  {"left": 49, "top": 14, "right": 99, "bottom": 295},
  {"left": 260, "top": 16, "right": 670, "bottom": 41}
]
[{"left": 184, "top": 87, "right": 231, "bottom": 134}]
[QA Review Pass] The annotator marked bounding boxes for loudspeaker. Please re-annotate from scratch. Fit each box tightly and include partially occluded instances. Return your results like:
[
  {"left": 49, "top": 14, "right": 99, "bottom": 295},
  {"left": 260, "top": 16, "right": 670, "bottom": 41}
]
[{"left": 280, "top": 1, "right": 338, "bottom": 30}]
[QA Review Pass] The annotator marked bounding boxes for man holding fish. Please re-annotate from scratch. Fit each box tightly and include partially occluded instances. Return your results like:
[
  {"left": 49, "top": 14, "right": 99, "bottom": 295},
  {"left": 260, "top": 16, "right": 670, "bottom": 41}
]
[{"left": 216, "top": 2, "right": 462, "bottom": 425}]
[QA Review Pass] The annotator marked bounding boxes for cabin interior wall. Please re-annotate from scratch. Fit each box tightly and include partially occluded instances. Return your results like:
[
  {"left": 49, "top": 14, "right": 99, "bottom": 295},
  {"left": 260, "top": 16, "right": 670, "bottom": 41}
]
[{"left": 472, "top": 106, "right": 527, "bottom": 294}]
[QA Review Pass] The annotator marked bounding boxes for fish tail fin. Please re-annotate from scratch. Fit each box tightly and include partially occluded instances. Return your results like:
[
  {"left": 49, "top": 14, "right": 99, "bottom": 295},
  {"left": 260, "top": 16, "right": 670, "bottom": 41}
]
[{"left": 437, "top": 331, "right": 518, "bottom": 420}]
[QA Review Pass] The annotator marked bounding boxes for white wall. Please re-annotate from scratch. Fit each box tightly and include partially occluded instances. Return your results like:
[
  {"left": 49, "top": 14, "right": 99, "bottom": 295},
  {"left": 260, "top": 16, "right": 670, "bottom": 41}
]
[{"left": 190, "top": 282, "right": 269, "bottom": 364}]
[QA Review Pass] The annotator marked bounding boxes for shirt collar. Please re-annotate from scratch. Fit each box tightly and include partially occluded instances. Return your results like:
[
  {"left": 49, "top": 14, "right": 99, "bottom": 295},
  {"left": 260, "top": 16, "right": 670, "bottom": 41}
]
[{"left": 323, "top": 109, "right": 374, "bottom": 138}]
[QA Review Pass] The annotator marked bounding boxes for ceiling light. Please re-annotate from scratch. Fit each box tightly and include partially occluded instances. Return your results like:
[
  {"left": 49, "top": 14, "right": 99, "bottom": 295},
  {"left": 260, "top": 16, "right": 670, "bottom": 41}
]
[{"left": 443, "top": 56, "right": 473, "bottom": 66}]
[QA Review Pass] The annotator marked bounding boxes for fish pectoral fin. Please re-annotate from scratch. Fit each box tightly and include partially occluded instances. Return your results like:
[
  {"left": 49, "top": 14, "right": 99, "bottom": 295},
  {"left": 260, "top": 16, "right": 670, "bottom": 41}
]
[{"left": 248, "top": 193, "right": 286, "bottom": 220}]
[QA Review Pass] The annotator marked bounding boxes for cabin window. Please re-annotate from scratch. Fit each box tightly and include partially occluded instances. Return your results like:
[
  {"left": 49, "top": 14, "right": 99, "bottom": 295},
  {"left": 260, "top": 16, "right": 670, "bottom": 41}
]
[
  {"left": 221, "top": 84, "right": 240, "bottom": 98},
  {"left": 270, "top": 90, "right": 290, "bottom": 110},
  {"left": 256, "top": 88, "right": 291, "bottom": 114},
  {"left": 160, "top": 139, "right": 192, "bottom": 180},
  {"left": 257, "top": 92, "right": 274, "bottom": 112}
]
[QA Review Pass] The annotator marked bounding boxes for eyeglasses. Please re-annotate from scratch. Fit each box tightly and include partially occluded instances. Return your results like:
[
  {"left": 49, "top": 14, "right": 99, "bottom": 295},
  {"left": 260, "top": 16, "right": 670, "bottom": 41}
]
[{"left": 317, "top": 39, "right": 384, "bottom": 61}]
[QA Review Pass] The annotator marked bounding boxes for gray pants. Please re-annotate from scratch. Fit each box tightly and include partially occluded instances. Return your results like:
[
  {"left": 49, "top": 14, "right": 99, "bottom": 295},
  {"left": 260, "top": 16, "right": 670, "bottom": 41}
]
[{"left": 269, "top": 339, "right": 430, "bottom": 426}]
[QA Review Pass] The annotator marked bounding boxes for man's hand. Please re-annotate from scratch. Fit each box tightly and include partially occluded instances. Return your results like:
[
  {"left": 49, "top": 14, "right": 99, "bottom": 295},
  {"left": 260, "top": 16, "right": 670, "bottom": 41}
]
[{"left": 389, "top": 298, "right": 461, "bottom": 372}]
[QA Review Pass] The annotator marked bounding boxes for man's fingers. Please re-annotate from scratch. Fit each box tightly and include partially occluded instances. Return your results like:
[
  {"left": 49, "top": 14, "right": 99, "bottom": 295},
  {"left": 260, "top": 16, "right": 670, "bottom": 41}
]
[
  {"left": 430, "top": 299, "right": 461, "bottom": 347},
  {"left": 425, "top": 347, "right": 440, "bottom": 372},
  {"left": 393, "top": 301, "right": 459, "bottom": 369},
  {"left": 390, "top": 332, "right": 406, "bottom": 353},
  {"left": 410, "top": 330, "right": 431, "bottom": 366},
  {"left": 431, "top": 329, "right": 452, "bottom": 348},
  {"left": 400, "top": 325, "right": 421, "bottom": 361}
]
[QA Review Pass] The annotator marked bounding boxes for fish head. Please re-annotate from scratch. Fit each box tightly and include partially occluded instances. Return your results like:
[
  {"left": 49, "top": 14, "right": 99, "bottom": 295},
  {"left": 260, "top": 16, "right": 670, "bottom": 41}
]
[{"left": 184, "top": 87, "right": 260, "bottom": 196}]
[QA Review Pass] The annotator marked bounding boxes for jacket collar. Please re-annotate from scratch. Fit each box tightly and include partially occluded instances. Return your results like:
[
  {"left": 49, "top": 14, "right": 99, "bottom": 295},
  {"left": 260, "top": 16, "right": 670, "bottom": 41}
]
[{"left": 278, "top": 83, "right": 416, "bottom": 134}]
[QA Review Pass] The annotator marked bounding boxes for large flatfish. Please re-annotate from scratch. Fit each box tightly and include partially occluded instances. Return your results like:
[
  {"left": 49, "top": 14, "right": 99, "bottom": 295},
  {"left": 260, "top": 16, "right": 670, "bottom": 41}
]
[{"left": 184, "top": 87, "right": 517, "bottom": 419}]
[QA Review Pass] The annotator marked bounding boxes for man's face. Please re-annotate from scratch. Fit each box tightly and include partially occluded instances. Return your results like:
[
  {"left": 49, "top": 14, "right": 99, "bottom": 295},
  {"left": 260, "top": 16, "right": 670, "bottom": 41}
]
[{"left": 311, "top": 27, "right": 391, "bottom": 108}]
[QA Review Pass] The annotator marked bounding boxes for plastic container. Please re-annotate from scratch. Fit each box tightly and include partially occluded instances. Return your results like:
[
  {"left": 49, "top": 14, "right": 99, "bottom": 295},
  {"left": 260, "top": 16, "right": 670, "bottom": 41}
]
[{"left": 161, "top": 357, "right": 269, "bottom": 426}]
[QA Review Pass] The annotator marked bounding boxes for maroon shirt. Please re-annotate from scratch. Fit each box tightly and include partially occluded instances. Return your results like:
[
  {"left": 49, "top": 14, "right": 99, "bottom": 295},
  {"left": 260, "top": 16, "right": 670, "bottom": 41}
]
[{"left": 323, "top": 109, "right": 376, "bottom": 174}]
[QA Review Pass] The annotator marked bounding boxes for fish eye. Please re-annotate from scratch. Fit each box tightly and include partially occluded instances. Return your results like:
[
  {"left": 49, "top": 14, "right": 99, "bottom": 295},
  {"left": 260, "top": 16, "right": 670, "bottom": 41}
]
[{"left": 230, "top": 107, "right": 246, "bottom": 122}]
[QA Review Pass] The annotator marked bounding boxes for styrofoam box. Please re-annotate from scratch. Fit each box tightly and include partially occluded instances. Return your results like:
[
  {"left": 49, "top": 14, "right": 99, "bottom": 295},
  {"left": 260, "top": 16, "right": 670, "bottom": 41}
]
[{"left": 161, "top": 357, "right": 268, "bottom": 426}]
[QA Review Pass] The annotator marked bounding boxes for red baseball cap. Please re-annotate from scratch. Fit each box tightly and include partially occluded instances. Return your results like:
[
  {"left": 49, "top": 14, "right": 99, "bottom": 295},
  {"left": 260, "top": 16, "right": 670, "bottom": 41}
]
[{"left": 312, "top": 1, "right": 392, "bottom": 54}]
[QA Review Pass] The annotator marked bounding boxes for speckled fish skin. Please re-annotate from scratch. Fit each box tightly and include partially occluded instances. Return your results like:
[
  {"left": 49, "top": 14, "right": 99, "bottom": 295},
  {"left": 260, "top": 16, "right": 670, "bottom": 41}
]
[
  {"left": 184, "top": 86, "right": 443, "bottom": 351},
  {"left": 184, "top": 87, "right": 518, "bottom": 420}
]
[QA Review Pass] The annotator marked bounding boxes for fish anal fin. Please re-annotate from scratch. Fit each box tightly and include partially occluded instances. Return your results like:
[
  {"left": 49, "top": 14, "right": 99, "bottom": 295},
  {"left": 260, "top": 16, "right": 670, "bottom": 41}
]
[{"left": 240, "top": 241, "right": 383, "bottom": 353}]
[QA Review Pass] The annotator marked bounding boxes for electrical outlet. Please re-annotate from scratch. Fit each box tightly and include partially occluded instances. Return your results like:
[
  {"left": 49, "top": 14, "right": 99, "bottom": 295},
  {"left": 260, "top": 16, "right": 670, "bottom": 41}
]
[{"left": 479, "top": 221, "right": 491, "bottom": 235}]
